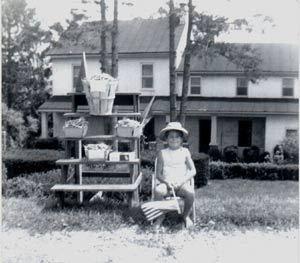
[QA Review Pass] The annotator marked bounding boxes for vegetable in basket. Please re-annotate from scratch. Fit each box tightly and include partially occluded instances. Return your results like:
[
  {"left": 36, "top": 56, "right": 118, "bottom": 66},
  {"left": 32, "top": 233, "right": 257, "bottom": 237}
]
[
  {"left": 63, "top": 117, "right": 88, "bottom": 129},
  {"left": 115, "top": 118, "right": 141, "bottom": 128}
]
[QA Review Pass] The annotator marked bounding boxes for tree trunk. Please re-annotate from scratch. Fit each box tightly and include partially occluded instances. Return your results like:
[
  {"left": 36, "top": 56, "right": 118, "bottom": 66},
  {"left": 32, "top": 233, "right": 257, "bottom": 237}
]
[
  {"left": 179, "top": 0, "right": 193, "bottom": 126},
  {"left": 100, "top": 0, "right": 108, "bottom": 73},
  {"left": 169, "top": 0, "right": 177, "bottom": 121},
  {"left": 5, "top": 25, "right": 13, "bottom": 148},
  {"left": 111, "top": 0, "right": 118, "bottom": 78}
]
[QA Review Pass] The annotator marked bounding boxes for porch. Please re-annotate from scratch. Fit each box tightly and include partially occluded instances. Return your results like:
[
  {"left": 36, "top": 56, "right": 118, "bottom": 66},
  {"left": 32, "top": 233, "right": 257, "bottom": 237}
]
[{"left": 38, "top": 96, "right": 298, "bottom": 155}]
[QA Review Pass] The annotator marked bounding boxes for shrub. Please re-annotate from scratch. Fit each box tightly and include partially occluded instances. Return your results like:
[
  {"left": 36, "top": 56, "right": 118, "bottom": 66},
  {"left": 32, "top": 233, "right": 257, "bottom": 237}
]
[
  {"left": 2, "top": 103, "right": 39, "bottom": 148},
  {"left": 141, "top": 149, "right": 157, "bottom": 169},
  {"left": 140, "top": 166, "right": 154, "bottom": 200},
  {"left": 243, "top": 145, "right": 260, "bottom": 163},
  {"left": 4, "top": 177, "right": 43, "bottom": 198},
  {"left": 27, "top": 137, "right": 64, "bottom": 150},
  {"left": 192, "top": 153, "right": 209, "bottom": 187},
  {"left": 258, "top": 151, "right": 272, "bottom": 163},
  {"left": 281, "top": 134, "right": 299, "bottom": 164},
  {"left": 4, "top": 169, "right": 61, "bottom": 198},
  {"left": 2, "top": 164, "right": 8, "bottom": 195},
  {"left": 3, "top": 149, "right": 64, "bottom": 178},
  {"left": 208, "top": 147, "right": 222, "bottom": 161},
  {"left": 223, "top": 145, "right": 239, "bottom": 163},
  {"left": 209, "top": 161, "right": 298, "bottom": 180}
]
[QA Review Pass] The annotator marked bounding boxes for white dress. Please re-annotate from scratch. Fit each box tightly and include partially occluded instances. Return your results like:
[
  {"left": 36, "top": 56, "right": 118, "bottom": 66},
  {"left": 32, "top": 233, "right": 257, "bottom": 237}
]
[{"left": 161, "top": 147, "right": 191, "bottom": 185}]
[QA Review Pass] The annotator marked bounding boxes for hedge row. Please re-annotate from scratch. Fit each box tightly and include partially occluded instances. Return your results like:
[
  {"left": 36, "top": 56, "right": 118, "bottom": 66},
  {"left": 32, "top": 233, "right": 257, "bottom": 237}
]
[
  {"left": 209, "top": 162, "right": 298, "bottom": 180},
  {"left": 2, "top": 169, "right": 62, "bottom": 198},
  {"left": 3, "top": 149, "right": 65, "bottom": 178}
]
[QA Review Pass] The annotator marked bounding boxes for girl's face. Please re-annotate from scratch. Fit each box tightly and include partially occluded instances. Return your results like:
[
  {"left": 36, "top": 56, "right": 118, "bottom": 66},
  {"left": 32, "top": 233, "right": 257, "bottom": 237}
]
[{"left": 166, "top": 130, "right": 183, "bottom": 149}]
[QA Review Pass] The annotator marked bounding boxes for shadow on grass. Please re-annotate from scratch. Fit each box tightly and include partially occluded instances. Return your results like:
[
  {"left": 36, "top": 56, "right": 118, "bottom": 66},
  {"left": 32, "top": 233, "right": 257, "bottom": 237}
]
[{"left": 40, "top": 193, "right": 188, "bottom": 234}]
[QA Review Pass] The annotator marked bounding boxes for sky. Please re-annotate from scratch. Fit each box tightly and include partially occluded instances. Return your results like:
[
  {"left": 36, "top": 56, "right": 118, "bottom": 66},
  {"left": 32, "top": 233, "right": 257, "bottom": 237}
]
[{"left": 26, "top": 0, "right": 300, "bottom": 43}]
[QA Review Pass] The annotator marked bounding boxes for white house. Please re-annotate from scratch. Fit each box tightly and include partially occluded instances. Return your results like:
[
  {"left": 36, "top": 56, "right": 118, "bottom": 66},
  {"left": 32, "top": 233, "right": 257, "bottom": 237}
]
[{"left": 39, "top": 18, "right": 299, "bottom": 155}]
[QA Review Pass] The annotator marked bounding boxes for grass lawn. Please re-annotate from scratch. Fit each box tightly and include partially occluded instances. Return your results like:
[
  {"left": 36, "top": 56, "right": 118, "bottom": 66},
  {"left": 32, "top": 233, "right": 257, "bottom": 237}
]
[{"left": 2, "top": 179, "right": 298, "bottom": 234}]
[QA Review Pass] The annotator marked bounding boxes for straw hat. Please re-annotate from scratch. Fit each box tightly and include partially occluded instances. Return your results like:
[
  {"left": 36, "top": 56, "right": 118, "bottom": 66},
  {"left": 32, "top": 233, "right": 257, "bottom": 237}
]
[{"left": 159, "top": 122, "right": 188, "bottom": 141}]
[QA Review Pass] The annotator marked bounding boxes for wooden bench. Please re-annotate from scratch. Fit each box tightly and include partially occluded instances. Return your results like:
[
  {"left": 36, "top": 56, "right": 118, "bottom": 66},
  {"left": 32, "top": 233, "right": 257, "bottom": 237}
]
[
  {"left": 56, "top": 158, "right": 140, "bottom": 165},
  {"left": 52, "top": 172, "right": 142, "bottom": 207},
  {"left": 51, "top": 172, "right": 142, "bottom": 192}
]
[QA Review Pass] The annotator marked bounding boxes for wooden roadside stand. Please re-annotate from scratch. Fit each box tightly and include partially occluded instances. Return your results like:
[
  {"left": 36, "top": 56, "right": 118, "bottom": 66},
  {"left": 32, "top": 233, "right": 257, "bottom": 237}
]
[
  {"left": 51, "top": 53, "right": 154, "bottom": 208},
  {"left": 52, "top": 94, "right": 144, "bottom": 208}
]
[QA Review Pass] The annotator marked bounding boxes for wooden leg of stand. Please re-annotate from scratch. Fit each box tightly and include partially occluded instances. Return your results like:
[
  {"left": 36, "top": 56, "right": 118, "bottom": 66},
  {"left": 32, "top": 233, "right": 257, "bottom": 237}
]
[
  {"left": 75, "top": 140, "right": 83, "bottom": 204},
  {"left": 130, "top": 164, "right": 139, "bottom": 207},
  {"left": 59, "top": 165, "right": 68, "bottom": 207}
]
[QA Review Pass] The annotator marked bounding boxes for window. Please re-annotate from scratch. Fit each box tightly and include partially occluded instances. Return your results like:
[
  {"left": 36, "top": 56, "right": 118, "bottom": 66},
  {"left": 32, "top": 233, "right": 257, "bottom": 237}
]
[
  {"left": 72, "top": 65, "right": 82, "bottom": 92},
  {"left": 238, "top": 120, "right": 252, "bottom": 147},
  {"left": 142, "top": 64, "right": 153, "bottom": 89},
  {"left": 236, "top": 78, "right": 248, "bottom": 96},
  {"left": 190, "top": 76, "right": 201, "bottom": 95},
  {"left": 282, "top": 78, "right": 294, "bottom": 97},
  {"left": 286, "top": 129, "right": 298, "bottom": 137}
]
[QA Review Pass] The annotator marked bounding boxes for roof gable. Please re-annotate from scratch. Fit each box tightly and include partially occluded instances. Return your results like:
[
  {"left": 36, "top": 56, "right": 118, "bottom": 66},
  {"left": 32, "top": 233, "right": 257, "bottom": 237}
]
[
  {"left": 48, "top": 18, "right": 185, "bottom": 56},
  {"left": 178, "top": 43, "right": 299, "bottom": 73}
]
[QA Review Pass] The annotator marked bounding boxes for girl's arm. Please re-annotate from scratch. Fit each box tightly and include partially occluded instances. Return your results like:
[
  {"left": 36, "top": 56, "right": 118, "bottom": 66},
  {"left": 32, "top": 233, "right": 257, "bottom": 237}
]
[
  {"left": 156, "top": 150, "right": 172, "bottom": 188},
  {"left": 178, "top": 150, "right": 196, "bottom": 187}
]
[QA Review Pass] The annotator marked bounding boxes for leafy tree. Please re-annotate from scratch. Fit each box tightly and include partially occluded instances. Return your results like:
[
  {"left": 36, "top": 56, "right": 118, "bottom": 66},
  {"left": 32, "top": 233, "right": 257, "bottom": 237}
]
[
  {"left": 2, "top": 0, "right": 52, "bottom": 148},
  {"left": 159, "top": 2, "right": 272, "bottom": 125},
  {"left": 177, "top": 10, "right": 271, "bottom": 125}
]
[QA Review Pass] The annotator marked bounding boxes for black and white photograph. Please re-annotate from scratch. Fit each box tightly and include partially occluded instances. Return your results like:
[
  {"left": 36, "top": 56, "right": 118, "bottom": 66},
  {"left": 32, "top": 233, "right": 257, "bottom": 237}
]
[{"left": 1, "top": 0, "right": 299, "bottom": 262}]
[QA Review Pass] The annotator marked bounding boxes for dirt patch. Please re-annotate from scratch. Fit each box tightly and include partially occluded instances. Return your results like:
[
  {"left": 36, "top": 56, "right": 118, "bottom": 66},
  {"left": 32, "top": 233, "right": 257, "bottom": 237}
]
[{"left": 2, "top": 227, "right": 298, "bottom": 263}]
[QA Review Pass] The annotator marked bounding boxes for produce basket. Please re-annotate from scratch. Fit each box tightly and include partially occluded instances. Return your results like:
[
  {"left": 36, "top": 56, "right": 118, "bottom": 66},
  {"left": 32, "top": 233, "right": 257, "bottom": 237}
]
[
  {"left": 89, "top": 91, "right": 115, "bottom": 115},
  {"left": 116, "top": 119, "right": 143, "bottom": 138},
  {"left": 84, "top": 143, "right": 111, "bottom": 160},
  {"left": 82, "top": 72, "right": 118, "bottom": 115},
  {"left": 63, "top": 118, "right": 88, "bottom": 138}
]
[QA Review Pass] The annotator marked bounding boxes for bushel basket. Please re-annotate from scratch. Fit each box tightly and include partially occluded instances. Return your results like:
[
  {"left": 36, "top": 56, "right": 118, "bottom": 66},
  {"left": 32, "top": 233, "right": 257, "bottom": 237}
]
[{"left": 63, "top": 126, "right": 88, "bottom": 138}]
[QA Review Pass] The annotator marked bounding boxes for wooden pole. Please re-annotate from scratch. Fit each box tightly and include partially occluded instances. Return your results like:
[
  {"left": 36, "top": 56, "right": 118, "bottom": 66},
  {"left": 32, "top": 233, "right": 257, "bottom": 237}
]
[
  {"left": 111, "top": 0, "right": 118, "bottom": 77},
  {"left": 169, "top": 0, "right": 177, "bottom": 121},
  {"left": 179, "top": 0, "right": 193, "bottom": 126},
  {"left": 100, "top": 0, "right": 108, "bottom": 73}
]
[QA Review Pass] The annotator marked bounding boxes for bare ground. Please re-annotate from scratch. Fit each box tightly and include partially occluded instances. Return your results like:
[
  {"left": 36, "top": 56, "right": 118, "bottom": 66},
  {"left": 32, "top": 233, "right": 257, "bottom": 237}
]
[{"left": 2, "top": 226, "right": 298, "bottom": 263}]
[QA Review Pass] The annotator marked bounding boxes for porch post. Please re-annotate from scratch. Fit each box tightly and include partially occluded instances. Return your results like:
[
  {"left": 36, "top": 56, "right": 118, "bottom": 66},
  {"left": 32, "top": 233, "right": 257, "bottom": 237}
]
[
  {"left": 210, "top": 115, "right": 218, "bottom": 147},
  {"left": 41, "top": 112, "right": 48, "bottom": 138}
]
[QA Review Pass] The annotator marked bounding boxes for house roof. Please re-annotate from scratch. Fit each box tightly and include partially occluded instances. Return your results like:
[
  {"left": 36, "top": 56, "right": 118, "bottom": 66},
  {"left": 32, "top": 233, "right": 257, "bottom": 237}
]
[
  {"left": 39, "top": 95, "right": 298, "bottom": 116},
  {"left": 178, "top": 43, "right": 299, "bottom": 73},
  {"left": 48, "top": 18, "right": 185, "bottom": 56}
]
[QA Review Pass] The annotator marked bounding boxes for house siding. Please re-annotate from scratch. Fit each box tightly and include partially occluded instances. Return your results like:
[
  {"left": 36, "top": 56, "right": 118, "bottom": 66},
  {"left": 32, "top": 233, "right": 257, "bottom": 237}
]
[
  {"left": 265, "top": 115, "right": 298, "bottom": 154},
  {"left": 51, "top": 57, "right": 170, "bottom": 96},
  {"left": 176, "top": 75, "right": 299, "bottom": 98}
]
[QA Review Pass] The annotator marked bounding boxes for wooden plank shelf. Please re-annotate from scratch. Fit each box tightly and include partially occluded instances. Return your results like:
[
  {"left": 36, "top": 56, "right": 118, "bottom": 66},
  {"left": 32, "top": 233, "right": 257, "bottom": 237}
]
[
  {"left": 51, "top": 173, "right": 142, "bottom": 192},
  {"left": 56, "top": 158, "right": 140, "bottom": 165},
  {"left": 63, "top": 112, "right": 141, "bottom": 118},
  {"left": 60, "top": 135, "right": 139, "bottom": 141},
  {"left": 67, "top": 92, "right": 142, "bottom": 96},
  {"left": 82, "top": 171, "right": 130, "bottom": 178}
]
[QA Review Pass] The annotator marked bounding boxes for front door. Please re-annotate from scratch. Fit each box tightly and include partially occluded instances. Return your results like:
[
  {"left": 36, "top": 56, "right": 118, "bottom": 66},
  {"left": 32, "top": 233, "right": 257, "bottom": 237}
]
[{"left": 199, "top": 119, "right": 211, "bottom": 153}]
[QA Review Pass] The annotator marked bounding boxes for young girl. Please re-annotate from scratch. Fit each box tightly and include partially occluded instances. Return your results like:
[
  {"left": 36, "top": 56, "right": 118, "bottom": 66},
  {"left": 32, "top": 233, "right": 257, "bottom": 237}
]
[{"left": 154, "top": 122, "right": 196, "bottom": 228}]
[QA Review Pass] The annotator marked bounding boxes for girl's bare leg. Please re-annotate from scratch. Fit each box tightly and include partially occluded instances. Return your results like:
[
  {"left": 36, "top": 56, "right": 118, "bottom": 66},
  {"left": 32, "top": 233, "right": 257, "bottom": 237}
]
[
  {"left": 153, "top": 183, "right": 168, "bottom": 227},
  {"left": 177, "top": 184, "right": 195, "bottom": 227}
]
